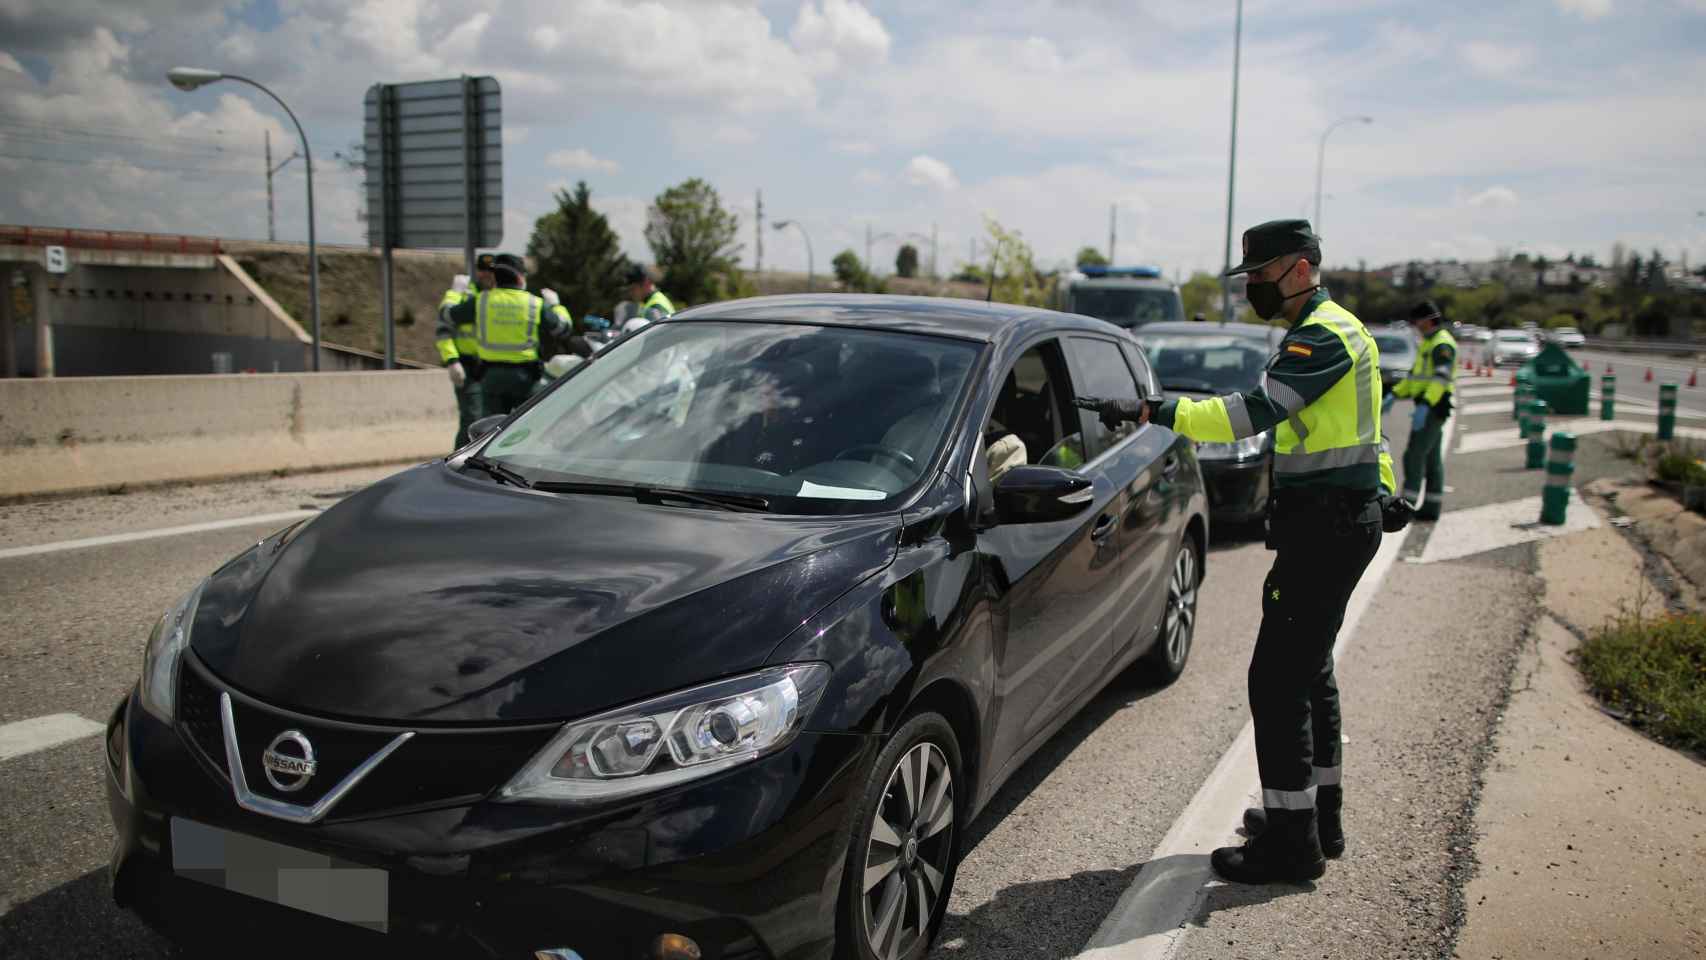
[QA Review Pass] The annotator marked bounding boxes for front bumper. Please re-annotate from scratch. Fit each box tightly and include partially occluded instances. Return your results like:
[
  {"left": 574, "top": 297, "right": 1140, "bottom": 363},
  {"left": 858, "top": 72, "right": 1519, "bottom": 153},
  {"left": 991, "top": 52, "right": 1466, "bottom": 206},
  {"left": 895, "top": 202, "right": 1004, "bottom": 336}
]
[
  {"left": 106, "top": 687, "right": 873, "bottom": 960},
  {"left": 1199, "top": 455, "right": 1269, "bottom": 522}
]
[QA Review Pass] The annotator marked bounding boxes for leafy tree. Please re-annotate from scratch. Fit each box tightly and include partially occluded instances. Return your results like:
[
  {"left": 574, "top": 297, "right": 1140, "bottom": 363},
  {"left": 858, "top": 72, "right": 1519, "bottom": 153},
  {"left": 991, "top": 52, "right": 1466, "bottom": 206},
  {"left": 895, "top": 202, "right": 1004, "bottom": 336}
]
[
  {"left": 831, "top": 250, "right": 884, "bottom": 292},
  {"left": 527, "top": 181, "right": 630, "bottom": 329},
  {"left": 645, "top": 178, "right": 743, "bottom": 306},
  {"left": 1180, "top": 272, "right": 1222, "bottom": 319},
  {"left": 984, "top": 217, "right": 1049, "bottom": 306},
  {"left": 1075, "top": 246, "right": 1109, "bottom": 268},
  {"left": 896, "top": 244, "right": 920, "bottom": 278}
]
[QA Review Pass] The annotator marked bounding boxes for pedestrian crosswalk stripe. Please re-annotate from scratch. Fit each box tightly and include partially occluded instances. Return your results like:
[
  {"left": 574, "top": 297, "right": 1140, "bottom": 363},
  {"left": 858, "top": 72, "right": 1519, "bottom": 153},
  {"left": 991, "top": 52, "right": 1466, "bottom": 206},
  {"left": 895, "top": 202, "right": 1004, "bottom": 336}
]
[{"left": 0, "top": 713, "right": 105, "bottom": 762}]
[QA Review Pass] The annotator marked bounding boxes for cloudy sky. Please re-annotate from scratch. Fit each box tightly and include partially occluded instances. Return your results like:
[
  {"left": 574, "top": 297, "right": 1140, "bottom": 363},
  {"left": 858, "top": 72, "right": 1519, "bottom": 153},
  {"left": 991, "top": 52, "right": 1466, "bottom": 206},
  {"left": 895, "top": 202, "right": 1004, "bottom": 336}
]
[{"left": 2, "top": 0, "right": 1704, "bottom": 278}]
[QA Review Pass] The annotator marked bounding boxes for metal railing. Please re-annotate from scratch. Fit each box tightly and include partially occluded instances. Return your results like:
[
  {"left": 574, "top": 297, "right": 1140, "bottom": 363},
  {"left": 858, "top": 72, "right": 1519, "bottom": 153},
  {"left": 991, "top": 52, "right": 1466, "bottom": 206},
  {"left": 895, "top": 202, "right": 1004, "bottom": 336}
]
[
  {"left": 1582, "top": 335, "right": 1705, "bottom": 357},
  {"left": 1, "top": 224, "right": 224, "bottom": 255}
]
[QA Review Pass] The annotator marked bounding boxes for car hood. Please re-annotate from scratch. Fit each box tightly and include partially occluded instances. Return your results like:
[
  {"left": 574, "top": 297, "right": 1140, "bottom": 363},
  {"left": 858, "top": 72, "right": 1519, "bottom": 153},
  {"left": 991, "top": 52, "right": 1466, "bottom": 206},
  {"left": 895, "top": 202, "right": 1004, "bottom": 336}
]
[{"left": 191, "top": 464, "right": 899, "bottom": 723}]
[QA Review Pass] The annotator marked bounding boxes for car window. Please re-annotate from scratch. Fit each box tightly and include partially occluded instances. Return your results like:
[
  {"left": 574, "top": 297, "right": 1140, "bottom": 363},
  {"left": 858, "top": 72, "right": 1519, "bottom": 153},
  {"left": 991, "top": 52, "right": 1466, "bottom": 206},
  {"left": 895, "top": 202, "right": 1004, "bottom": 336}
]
[
  {"left": 985, "top": 340, "right": 1085, "bottom": 475},
  {"left": 1067, "top": 336, "right": 1143, "bottom": 460},
  {"left": 482, "top": 321, "right": 980, "bottom": 515},
  {"left": 1373, "top": 334, "right": 1412, "bottom": 355},
  {"left": 1132, "top": 334, "right": 1269, "bottom": 394},
  {"left": 1118, "top": 340, "right": 1159, "bottom": 396},
  {"left": 1068, "top": 287, "right": 1183, "bottom": 328}
]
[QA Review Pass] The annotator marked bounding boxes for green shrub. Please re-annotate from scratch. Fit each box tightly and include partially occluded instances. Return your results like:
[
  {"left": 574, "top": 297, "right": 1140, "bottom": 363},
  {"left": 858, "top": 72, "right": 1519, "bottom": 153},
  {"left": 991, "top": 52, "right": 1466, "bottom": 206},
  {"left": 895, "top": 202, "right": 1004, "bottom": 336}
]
[{"left": 1578, "top": 612, "right": 1706, "bottom": 751}]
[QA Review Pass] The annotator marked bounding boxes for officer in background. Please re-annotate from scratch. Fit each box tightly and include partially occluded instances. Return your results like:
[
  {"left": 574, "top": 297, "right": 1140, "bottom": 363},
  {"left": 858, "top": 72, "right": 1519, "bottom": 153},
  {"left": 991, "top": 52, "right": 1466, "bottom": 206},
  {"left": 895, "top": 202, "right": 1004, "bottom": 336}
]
[
  {"left": 623, "top": 263, "right": 675, "bottom": 334},
  {"left": 442, "top": 253, "right": 570, "bottom": 419},
  {"left": 437, "top": 253, "right": 496, "bottom": 448},
  {"left": 1081, "top": 220, "right": 1412, "bottom": 885},
  {"left": 1390, "top": 300, "right": 1457, "bottom": 520}
]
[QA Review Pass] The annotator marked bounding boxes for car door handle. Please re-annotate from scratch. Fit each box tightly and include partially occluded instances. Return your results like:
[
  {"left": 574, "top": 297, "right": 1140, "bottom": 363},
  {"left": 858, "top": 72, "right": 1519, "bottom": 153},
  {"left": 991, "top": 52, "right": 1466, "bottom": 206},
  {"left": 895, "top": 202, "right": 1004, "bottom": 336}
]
[
  {"left": 1091, "top": 513, "right": 1117, "bottom": 543},
  {"left": 1161, "top": 455, "right": 1181, "bottom": 480}
]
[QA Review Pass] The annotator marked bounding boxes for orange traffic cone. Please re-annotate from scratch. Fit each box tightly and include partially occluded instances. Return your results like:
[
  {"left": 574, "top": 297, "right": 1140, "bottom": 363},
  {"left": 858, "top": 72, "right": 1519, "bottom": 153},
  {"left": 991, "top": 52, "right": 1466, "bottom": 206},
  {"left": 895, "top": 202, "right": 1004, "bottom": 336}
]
[
  {"left": 1689, "top": 369, "right": 1699, "bottom": 388},
  {"left": 1645, "top": 368, "right": 1654, "bottom": 382},
  {"left": 1508, "top": 372, "right": 1516, "bottom": 386},
  {"left": 1605, "top": 362, "right": 1613, "bottom": 373}
]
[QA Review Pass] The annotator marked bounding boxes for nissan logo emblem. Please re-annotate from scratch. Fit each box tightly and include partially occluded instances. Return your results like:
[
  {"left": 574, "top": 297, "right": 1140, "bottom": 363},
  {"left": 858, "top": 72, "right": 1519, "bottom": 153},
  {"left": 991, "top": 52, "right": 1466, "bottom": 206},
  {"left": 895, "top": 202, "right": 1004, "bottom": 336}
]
[{"left": 261, "top": 730, "right": 317, "bottom": 792}]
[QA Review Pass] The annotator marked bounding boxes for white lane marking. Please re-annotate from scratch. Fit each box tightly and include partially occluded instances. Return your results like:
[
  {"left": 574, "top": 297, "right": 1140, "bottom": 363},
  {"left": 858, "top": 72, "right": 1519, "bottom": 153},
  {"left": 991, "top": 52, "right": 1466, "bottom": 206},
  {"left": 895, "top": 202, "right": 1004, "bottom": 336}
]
[
  {"left": 0, "top": 713, "right": 105, "bottom": 761},
  {"left": 1078, "top": 413, "right": 1456, "bottom": 960},
  {"left": 1456, "top": 418, "right": 1706, "bottom": 455},
  {"left": 1413, "top": 492, "right": 1601, "bottom": 565},
  {"left": 1458, "top": 398, "right": 1659, "bottom": 417},
  {"left": 0, "top": 510, "right": 319, "bottom": 561}
]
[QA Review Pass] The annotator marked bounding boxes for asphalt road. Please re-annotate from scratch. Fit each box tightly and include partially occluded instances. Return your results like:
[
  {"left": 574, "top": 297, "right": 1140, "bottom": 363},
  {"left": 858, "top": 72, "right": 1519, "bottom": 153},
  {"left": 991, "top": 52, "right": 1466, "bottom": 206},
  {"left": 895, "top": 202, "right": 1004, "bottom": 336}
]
[{"left": 0, "top": 402, "right": 1575, "bottom": 959}]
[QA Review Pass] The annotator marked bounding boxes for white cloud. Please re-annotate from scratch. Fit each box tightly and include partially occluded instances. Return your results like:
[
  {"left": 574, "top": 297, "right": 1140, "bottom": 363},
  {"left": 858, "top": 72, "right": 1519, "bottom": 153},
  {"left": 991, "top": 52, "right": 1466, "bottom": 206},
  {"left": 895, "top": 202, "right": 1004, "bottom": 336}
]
[
  {"left": 1556, "top": 0, "right": 1614, "bottom": 18},
  {"left": 1461, "top": 40, "right": 1536, "bottom": 77},
  {"left": 1467, "top": 186, "right": 1520, "bottom": 209},
  {"left": 791, "top": 0, "right": 891, "bottom": 73},
  {"left": 905, "top": 155, "right": 959, "bottom": 191},
  {"left": 0, "top": 52, "right": 24, "bottom": 75},
  {"left": 546, "top": 148, "right": 620, "bottom": 174}
]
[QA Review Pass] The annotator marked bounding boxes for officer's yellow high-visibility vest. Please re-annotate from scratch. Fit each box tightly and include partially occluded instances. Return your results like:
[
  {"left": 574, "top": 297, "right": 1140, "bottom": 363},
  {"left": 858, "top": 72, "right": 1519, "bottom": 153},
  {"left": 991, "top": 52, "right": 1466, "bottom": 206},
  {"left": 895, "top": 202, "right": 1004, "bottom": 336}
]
[
  {"left": 1404, "top": 328, "right": 1458, "bottom": 406},
  {"left": 436, "top": 287, "right": 480, "bottom": 364},
  {"left": 474, "top": 287, "right": 544, "bottom": 363},
  {"left": 640, "top": 290, "right": 675, "bottom": 318},
  {"left": 1272, "top": 300, "right": 1384, "bottom": 483}
]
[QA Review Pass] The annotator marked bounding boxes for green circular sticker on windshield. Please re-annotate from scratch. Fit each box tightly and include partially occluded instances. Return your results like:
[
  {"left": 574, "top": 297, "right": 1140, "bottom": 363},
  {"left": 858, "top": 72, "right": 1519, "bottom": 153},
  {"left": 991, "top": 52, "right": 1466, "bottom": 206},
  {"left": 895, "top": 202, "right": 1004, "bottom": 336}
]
[{"left": 496, "top": 429, "right": 529, "bottom": 447}]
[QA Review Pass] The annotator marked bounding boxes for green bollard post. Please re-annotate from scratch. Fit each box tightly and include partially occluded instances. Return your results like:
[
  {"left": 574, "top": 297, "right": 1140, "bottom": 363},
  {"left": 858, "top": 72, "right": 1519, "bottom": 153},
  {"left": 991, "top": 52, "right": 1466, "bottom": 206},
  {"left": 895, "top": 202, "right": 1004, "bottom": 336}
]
[
  {"left": 1541, "top": 432, "right": 1576, "bottom": 525},
  {"left": 1526, "top": 399, "right": 1549, "bottom": 469},
  {"left": 1600, "top": 374, "right": 1616, "bottom": 421},
  {"left": 1658, "top": 383, "right": 1677, "bottom": 441}
]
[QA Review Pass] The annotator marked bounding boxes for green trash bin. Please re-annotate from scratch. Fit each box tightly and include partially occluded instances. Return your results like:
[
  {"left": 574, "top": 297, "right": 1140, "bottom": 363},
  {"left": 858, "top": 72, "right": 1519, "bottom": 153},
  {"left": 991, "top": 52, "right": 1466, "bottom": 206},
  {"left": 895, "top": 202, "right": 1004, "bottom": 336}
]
[{"left": 1519, "top": 343, "right": 1590, "bottom": 416}]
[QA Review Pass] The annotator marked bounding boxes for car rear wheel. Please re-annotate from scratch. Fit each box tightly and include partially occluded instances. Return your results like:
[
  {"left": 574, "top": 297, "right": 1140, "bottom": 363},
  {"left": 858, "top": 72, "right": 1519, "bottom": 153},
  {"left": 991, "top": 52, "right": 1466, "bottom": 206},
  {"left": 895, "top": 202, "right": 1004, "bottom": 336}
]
[
  {"left": 837, "top": 711, "right": 961, "bottom": 960},
  {"left": 1144, "top": 533, "right": 1200, "bottom": 682}
]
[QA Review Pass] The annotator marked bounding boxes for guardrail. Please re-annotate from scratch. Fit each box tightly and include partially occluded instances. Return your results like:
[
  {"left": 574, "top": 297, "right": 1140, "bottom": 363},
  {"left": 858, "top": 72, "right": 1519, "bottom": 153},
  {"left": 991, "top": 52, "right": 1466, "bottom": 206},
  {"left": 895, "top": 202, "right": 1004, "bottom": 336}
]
[
  {"left": 0, "top": 224, "right": 224, "bottom": 255},
  {"left": 1582, "top": 336, "right": 1705, "bottom": 358}
]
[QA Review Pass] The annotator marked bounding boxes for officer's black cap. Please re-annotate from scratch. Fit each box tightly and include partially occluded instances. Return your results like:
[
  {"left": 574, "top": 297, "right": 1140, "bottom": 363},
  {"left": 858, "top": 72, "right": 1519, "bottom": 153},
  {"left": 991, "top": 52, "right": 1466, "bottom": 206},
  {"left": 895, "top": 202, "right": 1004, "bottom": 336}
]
[
  {"left": 492, "top": 253, "right": 526, "bottom": 281},
  {"left": 473, "top": 253, "right": 496, "bottom": 272},
  {"left": 625, "top": 263, "right": 654, "bottom": 285},
  {"left": 1224, "top": 219, "right": 1322, "bottom": 276},
  {"left": 1409, "top": 300, "right": 1443, "bottom": 323}
]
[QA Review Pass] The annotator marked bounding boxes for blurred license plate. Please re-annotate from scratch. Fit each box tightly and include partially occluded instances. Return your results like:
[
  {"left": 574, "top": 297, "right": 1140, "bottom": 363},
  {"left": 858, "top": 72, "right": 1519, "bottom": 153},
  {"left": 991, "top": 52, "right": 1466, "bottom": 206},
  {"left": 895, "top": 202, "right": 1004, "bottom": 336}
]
[{"left": 171, "top": 818, "right": 389, "bottom": 932}]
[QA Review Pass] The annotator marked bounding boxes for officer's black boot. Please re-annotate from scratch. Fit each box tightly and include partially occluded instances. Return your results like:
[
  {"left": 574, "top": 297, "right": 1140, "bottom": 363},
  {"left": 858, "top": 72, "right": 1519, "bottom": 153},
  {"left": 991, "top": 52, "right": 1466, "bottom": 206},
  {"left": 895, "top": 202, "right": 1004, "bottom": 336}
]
[
  {"left": 1316, "top": 785, "right": 1345, "bottom": 859},
  {"left": 1243, "top": 799, "right": 1343, "bottom": 859},
  {"left": 1211, "top": 808, "right": 1326, "bottom": 884}
]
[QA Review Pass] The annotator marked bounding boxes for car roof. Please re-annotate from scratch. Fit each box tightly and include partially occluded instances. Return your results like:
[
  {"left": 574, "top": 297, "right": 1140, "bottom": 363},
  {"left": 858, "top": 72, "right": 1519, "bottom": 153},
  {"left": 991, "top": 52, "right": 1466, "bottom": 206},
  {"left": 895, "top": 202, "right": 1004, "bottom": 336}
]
[
  {"left": 671, "top": 293, "right": 1129, "bottom": 346},
  {"left": 1135, "top": 320, "right": 1284, "bottom": 343}
]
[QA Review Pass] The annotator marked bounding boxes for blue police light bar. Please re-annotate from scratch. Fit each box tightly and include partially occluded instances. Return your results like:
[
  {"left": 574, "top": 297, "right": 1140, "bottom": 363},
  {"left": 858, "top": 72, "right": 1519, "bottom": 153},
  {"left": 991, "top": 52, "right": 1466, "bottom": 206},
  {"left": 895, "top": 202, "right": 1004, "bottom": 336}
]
[{"left": 1078, "top": 264, "right": 1162, "bottom": 278}]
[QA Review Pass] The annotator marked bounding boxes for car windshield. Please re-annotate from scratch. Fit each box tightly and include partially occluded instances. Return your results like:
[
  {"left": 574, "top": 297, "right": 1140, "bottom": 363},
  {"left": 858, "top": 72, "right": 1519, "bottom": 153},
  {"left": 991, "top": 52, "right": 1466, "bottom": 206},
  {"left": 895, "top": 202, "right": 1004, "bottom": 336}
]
[
  {"left": 1134, "top": 334, "right": 1271, "bottom": 393},
  {"left": 1497, "top": 331, "right": 1532, "bottom": 342},
  {"left": 1069, "top": 287, "right": 1182, "bottom": 328},
  {"left": 476, "top": 321, "right": 980, "bottom": 515},
  {"left": 1373, "top": 334, "right": 1413, "bottom": 356}
]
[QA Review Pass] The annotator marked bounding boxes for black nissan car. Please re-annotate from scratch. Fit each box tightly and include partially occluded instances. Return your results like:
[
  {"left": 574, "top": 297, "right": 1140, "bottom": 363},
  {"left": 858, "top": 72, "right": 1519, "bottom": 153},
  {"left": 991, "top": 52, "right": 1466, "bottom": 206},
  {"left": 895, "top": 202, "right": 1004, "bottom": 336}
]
[
  {"left": 1134, "top": 320, "right": 1285, "bottom": 525},
  {"left": 106, "top": 295, "right": 1208, "bottom": 960}
]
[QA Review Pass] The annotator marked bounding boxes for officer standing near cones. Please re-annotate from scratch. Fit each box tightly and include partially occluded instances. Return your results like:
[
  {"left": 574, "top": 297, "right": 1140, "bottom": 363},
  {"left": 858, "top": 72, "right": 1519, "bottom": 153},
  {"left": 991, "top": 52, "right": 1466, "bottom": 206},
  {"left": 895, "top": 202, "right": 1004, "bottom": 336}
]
[
  {"left": 1081, "top": 219, "right": 1412, "bottom": 884},
  {"left": 1391, "top": 300, "right": 1457, "bottom": 520},
  {"left": 441, "top": 253, "right": 571, "bottom": 419},
  {"left": 436, "top": 253, "right": 497, "bottom": 449}
]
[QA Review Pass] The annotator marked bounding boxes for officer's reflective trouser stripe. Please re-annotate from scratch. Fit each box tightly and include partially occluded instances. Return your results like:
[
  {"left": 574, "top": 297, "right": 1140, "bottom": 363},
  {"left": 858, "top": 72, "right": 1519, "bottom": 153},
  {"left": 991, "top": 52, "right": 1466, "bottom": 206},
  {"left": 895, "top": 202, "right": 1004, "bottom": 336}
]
[
  {"left": 1263, "top": 785, "right": 1318, "bottom": 810},
  {"left": 1313, "top": 765, "right": 1342, "bottom": 787},
  {"left": 478, "top": 296, "right": 541, "bottom": 352},
  {"left": 1224, "top": 394, "right": 1255, "bottom": 438}
]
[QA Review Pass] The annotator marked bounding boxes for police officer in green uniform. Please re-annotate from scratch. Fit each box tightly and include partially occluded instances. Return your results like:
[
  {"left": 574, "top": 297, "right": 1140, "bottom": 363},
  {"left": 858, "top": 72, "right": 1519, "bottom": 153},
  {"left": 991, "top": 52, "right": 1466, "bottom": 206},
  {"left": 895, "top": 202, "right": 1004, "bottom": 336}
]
[
  {"left": 441, "top": 253, "right": 571, "bottom": 419},
  {"left": 436, "top": 253, "right": 497, "bottom": 449},
  {"left": 1390, "top": 300, "right": 1456, "bottom": 520},
  {"left": 624, "top": 263, "right": 675, "bottom": 332},
  {"left": 1082, "top": 220, "right": 1412, "bottom": 884}
]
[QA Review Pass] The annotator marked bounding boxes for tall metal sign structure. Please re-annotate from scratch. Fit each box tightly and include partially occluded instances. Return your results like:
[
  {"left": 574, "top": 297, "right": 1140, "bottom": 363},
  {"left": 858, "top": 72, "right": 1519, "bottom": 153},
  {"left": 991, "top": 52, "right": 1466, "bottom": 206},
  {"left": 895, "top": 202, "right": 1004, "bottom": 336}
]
[{"left": 364, "top": 76, "right": 502, "bottom": 368}]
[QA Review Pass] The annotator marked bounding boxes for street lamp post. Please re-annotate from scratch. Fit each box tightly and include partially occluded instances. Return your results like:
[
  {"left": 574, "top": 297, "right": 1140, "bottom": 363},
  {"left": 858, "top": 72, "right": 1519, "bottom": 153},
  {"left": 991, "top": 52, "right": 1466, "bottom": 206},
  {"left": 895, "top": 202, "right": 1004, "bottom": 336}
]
[
  {"left": 1220, "top": 0, "right": 1244, "bottom": 323},
  {"left": 1314, "top": 115, "right": 1373, "bottom": 237},
  {"left": 773, "top": 220, "right": 814, "bottom": 292},
  {"left": 169, "top": 67, "right": 321, "bottom": 371}
]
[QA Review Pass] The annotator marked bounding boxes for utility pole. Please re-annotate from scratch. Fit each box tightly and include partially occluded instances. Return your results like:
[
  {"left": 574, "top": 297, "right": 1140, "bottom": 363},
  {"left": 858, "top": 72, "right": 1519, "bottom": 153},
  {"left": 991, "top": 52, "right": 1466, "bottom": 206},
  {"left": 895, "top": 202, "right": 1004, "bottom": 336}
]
[
  {"left": 1109, "top": 204, "right": 1117, "bottom": 264},
  {"left": 931, "top": 222, "right": 939, "bottom": 279},
  {"left": 865, "top": 223, "right": 873, "bottom": 271},
  {"left": 755, "top": 189, "right": 764, "bottom": 274},
  {"left": 1220, "top": 0, "right": 1244, "bottom": 323},
  {"left": 264, "top": 130, "right": 299, "bottom": 244}
]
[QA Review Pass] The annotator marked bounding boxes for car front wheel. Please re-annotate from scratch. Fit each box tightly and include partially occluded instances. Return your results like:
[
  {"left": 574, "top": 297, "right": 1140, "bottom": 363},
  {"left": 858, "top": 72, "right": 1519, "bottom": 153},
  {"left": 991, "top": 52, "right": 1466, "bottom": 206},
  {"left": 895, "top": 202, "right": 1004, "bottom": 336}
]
[
  {"left": 838, "top": 711, "right": 961, "bottom": 960},
  {"left": 1144, "top": 532, "right": 1200, "bottom": 681}
]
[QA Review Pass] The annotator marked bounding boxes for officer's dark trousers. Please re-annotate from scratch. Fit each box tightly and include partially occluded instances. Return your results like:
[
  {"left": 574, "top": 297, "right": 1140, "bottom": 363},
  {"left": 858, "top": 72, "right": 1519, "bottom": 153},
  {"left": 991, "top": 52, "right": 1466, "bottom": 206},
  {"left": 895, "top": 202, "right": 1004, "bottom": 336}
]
[
  {"left": 1401, "top": 411, "right": 1448, "bottom": 520},
  {"left": 478, "top": 363, "right": 539, "bottom": 419},
  {"left": 1252, "top": 490, "right": 1382, "bottom": 811},
  {"left": 452, "top": 380, "right": 480, "bottom": 450}
]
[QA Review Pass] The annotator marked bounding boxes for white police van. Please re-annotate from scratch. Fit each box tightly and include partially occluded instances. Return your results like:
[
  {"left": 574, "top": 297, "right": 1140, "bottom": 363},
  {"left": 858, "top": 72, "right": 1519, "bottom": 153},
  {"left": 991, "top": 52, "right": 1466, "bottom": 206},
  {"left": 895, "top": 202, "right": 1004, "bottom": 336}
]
[{"left": 1056, "top": 264, "right": 1185, "bottom": 331}]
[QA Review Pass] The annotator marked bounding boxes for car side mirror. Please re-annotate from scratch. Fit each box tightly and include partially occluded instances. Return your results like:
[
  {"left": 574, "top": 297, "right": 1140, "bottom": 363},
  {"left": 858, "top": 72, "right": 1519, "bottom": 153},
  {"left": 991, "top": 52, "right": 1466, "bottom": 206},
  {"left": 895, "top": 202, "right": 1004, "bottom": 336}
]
[
  {"left": 993, "top": 465, "right": 1094, "bottom": 524},
  {"left": 467, "top": 415, "right": 506, "bottom": 445}
]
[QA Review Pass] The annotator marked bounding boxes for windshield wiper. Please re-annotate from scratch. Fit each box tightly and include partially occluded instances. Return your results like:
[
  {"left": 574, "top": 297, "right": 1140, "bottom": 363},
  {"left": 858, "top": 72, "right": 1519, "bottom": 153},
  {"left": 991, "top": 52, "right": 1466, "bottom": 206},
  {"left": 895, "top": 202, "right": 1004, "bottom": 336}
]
[
  {"left": 463, "top": 455, "right": 531, "bottom": 488},
  {"left": 527, "top": 479, "right": 771, "bottom": 513}
]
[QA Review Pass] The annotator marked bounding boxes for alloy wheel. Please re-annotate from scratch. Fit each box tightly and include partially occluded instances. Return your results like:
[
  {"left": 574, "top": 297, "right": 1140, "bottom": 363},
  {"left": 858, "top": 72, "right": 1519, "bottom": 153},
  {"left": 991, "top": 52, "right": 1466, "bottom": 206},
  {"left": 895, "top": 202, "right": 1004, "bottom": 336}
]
[
  {"left": 861, "top": 741, "right": 955, "bottom": 960},
  {"left": 1163, "top": 542, "right": 1199, "bottom": 668}
]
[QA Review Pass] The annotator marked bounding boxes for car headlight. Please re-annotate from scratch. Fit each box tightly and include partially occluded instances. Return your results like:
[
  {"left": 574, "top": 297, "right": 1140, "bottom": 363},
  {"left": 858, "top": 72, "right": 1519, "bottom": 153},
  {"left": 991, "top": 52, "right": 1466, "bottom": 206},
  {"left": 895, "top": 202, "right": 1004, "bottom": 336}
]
[
  {"left": 499, "top": 663, "right": 831, "bottom": 804},
  {"left": 1196, "top": 433, "right": 1267, "bottom": 462},
  {"left": 138, "top": 580, "right": 206, "bottom": 722}
]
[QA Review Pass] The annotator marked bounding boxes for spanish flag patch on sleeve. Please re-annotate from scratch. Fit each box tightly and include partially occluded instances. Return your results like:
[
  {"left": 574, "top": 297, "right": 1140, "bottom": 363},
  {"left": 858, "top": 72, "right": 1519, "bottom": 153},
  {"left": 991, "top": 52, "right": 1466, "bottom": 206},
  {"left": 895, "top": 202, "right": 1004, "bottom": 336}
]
[{"left": 1285, "top": 343, "right": 1314, "bottom": 357}]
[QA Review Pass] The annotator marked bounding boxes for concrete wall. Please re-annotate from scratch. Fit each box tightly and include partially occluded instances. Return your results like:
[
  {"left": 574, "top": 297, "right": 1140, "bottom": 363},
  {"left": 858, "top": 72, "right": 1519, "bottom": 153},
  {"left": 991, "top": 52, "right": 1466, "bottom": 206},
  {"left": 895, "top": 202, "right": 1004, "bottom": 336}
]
[{"left": 0, "top": 371, "right": 457, "bottom": 500}]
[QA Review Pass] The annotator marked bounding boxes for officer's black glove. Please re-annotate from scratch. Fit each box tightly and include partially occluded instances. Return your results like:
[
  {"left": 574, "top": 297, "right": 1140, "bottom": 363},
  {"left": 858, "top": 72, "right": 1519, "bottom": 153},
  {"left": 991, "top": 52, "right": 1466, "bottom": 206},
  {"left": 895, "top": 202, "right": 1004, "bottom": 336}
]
[
  {"left": 1074, "top": 396, "right": 1143, "bottom": 431},
  {"left": 1379, "top": 494, "right": 1415, "bottom": 533}
]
